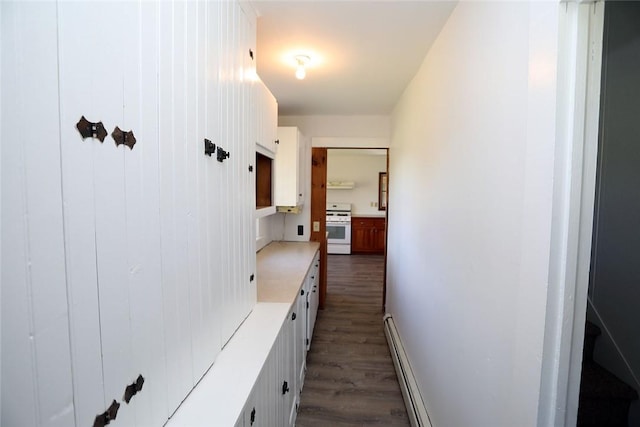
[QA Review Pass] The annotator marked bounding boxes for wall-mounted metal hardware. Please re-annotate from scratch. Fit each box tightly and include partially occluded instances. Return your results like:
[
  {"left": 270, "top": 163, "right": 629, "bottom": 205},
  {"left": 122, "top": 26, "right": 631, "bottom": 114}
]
[
  {"left": 93, "top": 400, "right": 120, "bottom": 427},
  {"left": 112, "top": 126, "right": 137, "bottom": 150},
  {"left": 216, "top": 146, "right": 230, "bottom": 162},
  {"left": 76, "top": 116, "right": 108, "bottom": 142},
  {"left": 250, "top": 274, "right": 255, "bottom": 282},
  {"left": 282, "top": 381, "right": 289, "bottom": 395},
  {"left": 248, "top": 165, "right": 254, "bottom": 172},
  {"left": 204, "top": 139, "right": 216, "bottom": 157},
  {"left": 123, "top": 374, "right": 145, "bottom": 404},
  {"left": 301, "top": 289, "right": 305, "bottom": 296},
  {"left": 249, "top": 49, "right": 254, "bottom": 60},
  {"left": 250, "top": 407, "right": 256, "bottom": 425},
  {"left": 274, "top": 139, "right": 280, "bottom": 145},
  {"left": 291, "top": 312, "right": 297, "bottom": 321}
]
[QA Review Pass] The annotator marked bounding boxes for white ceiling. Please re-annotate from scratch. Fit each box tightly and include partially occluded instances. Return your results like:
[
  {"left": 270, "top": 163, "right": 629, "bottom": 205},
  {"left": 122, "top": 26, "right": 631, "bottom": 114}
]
[{"left": 251, "top": 1, "right": 457, "bottom": 116}]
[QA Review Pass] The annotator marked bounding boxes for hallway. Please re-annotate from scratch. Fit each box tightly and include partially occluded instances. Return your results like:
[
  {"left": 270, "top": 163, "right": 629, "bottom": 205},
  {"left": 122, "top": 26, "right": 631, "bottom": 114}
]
[{"left": 296, "top": 254, "right": 410, "bottom": 426}]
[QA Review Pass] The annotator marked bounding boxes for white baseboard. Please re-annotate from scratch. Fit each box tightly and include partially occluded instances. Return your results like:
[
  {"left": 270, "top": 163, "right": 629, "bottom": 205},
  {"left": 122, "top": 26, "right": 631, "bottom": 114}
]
[{"left": 383, "top": 314, "right": 432, "bottom": 427}]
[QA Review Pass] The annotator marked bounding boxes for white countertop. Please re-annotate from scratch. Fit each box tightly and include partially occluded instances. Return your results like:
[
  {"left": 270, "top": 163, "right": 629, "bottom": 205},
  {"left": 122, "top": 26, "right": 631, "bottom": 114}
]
[{"left": 256, "top": 241, "right": 320, "bottom": 304}]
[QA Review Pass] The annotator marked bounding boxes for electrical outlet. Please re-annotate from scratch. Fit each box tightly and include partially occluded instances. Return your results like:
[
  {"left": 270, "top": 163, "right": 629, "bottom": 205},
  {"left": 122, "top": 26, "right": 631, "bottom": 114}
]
[
  {"left": 313, "top": 221, "right": 320, "bottom": 232},
  {"left": 297, "top": 225, "right": 304, "bottom": 236}
]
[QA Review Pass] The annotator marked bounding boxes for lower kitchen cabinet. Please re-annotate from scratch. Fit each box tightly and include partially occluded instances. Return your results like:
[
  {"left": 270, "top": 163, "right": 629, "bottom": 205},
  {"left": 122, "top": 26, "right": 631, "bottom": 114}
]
[
  {"left": 351, "top": 217, "right": 386, "bottom": 254},
  {"left": 306, "top": 251, "right": 320, "bottom": 350}
]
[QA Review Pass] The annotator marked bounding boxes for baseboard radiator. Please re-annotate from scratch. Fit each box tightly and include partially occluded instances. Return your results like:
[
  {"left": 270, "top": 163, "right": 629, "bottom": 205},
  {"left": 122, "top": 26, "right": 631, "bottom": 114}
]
[{"left": 383, "top": 314, "right": 432, "bottom": 427}]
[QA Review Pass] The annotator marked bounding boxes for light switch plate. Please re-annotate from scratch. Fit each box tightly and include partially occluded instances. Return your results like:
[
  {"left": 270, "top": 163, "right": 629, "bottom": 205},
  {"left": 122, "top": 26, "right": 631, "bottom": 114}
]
[{"left": 313, "top": 221, "right": 320, "bottom": 232}]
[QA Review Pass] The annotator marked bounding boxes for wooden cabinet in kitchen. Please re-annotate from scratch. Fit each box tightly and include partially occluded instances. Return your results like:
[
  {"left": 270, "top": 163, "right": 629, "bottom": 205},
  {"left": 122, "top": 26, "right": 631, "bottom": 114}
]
[{"left": 351, "top": 217, "right": 386, "bottom": 254}]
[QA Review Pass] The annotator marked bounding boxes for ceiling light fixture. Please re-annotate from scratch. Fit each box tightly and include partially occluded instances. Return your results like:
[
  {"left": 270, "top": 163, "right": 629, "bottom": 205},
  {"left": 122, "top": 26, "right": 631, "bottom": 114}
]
[{"left": 294, "top": 55, "right": 310, "bottom": 80}]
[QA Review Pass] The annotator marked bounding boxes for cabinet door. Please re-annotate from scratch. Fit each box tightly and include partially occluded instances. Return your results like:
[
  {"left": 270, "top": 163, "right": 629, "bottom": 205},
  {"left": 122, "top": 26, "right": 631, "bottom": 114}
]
[
  {"left": 256, "top": 79, "right": 278, "bottom": 154},
  {"left": 296, "top": 289, "right": 307, "bottom": 400},
  {"left": 274, "top": 127, "right": 301, "bottom": 207},
  {"left": 351, "top": 221, "right": 372, "bottom": 253},
  {"left": 352, "top": 218, "right": 385, "bottom": 254},
  {"left": 2, "top": 3, "right": 75, "bottom": 426},
  {"left": 375, "top": 221, "right": 386, "bottom": 253}
]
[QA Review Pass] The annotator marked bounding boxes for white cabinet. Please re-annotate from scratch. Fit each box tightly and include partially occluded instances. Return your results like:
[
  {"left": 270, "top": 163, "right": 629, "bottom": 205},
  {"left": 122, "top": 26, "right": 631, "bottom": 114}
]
[
  {"left": 296, "top": 287, "right": 308, "bottom": 407},
  {"left": 2, "top": 1, "right": 258, "bottom": 426},
  {"left": 306, "top": 251, "right": 321, "bottom": 351},
  {"left": 256, "top": 78, "right": 279, "bottom": 156},
  {"left": 275, "top": 126, "right": 307, "bottom": 207}
]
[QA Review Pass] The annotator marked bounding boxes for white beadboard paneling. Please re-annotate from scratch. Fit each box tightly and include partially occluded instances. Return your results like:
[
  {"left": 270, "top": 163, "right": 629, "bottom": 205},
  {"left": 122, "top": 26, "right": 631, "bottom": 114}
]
[
  {"left": 3, "top": 2, "right": 263, "bottom": 425},
  {"left": 1, "top": 2, "right": 76, "bottom": 426},
  {"left": 56, "top": 0, "right": 107, "bottom": 422},
  {"left": 205, "top": 0, "right": 223, "bottom": 363},
  {"left": 1, "top": 5, "right": 39, "bottom": 424},
  {"left": 219, "top": 0, "right": 235, "bottom": 345},
  {"left": 122, "top": 1, "right": 169, "bottom": 425},
  {"left": 158, "top": 0, "right": 194, "bottom": 414},
  {"left": 82, "top": 2, "right": 135, "bottom": 424},
  {"left": 184, "top": 0, "right": 208, "bottom": 384}
]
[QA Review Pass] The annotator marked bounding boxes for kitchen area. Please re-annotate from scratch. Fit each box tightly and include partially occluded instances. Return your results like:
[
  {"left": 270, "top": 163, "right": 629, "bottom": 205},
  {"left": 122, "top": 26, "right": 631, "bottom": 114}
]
[{"left": 325, "top": 149, "right": 387, "bottom": 255}]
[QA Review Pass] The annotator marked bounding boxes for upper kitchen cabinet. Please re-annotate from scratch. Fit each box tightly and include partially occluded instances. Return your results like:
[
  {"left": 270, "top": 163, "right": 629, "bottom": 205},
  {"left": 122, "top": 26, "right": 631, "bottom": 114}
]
[
  {"left": 256, "top": 78, "right": 279, "bottom": 156},
  {"left": 275, "top": 126, "right": 307, "bottom": 210}
]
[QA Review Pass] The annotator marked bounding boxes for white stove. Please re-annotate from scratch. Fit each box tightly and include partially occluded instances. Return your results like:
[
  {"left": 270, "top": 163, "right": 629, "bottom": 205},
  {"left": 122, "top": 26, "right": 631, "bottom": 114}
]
[{"left": 326, "top": 203, "right": 351, "bottom": 254}]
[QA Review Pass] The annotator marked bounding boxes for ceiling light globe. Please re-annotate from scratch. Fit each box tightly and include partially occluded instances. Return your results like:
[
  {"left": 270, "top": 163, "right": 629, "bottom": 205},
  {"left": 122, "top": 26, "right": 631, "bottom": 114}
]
[{"left": 295, "top": 67, "right": 306, "bottom": 80}]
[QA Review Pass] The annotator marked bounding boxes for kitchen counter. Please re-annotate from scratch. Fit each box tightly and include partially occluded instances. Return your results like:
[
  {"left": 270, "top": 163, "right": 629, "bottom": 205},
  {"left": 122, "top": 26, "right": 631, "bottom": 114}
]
[{"left": 257, "top": 241, "right": 320, "bottom": 304}]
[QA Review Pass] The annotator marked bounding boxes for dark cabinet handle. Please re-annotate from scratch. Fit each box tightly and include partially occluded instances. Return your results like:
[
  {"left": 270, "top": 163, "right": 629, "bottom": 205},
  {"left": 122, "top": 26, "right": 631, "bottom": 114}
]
[
  {"left": 250, "top": 407, "right": 256, "bottom": 425},
  {"left": 282, "top": 381, "right": 290, "bottom": 395},
  {"left": 291, "top": 312, "right": 297, "bottom": 321}
]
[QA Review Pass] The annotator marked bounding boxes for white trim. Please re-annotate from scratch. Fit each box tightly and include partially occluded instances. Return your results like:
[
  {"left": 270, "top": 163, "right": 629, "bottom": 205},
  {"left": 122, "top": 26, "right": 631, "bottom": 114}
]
[
  {"left": 255, "top": 206, "right": 276, "bottom": 219},
  {"left": 383, "top": 314, "right": 432, "bottom": 427},
  {"left": 311, "top": 137, "right": 389, "bottom": 148},
  {"left": 256, "top": 143, "right": 275, "bottom": 159},
  {"left": 538, "top": 2, "right": 604, "bottom": 426}
]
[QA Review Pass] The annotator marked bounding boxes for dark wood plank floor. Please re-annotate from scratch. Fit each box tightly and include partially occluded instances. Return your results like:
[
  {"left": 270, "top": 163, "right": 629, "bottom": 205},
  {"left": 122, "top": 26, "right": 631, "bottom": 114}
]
[{"left": 296, "top": 254, "right": 410, "bottom": 426}]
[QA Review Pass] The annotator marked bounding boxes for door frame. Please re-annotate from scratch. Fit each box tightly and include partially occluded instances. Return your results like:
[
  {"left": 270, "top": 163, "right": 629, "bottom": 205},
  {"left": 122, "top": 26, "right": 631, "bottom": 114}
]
[
  {"left": 310, "top": 145, "right": 390, "bottom": 311},
  {"left": 538, "top": 2, "right": 605, "bottom": 426}
]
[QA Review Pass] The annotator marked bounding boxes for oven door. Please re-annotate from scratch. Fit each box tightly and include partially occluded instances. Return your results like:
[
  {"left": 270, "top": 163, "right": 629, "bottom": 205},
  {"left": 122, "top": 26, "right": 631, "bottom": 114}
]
[{"left": 326, "top": 222, "right": 351, "bottom": 245}]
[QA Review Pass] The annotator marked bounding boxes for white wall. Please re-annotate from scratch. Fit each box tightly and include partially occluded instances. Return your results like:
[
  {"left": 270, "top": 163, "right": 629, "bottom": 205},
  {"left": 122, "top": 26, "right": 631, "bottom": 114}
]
[
  {"left": 386, "top": 3, "right": 559, "bottom": 426},
  {"left": 327, "top": 150, "right": 387, "bottom": 216},
  {"left": 280, "top": 115, "right": 390, "bottom": 139}
]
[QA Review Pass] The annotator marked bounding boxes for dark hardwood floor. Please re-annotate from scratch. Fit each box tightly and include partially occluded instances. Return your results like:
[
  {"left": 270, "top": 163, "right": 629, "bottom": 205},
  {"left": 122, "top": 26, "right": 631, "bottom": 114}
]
[{"left": 296, "top": 254, "right": 410, "bottom": 426}]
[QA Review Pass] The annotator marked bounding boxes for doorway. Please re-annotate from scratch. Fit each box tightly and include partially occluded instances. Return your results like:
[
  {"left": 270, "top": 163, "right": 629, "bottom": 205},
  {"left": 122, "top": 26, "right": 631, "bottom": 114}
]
[
  {"left": 580, "top": 2, "right": 640, "bottom": 424},
  {"left": 310, "top": 147, "right": 389, "bottom": 311}
]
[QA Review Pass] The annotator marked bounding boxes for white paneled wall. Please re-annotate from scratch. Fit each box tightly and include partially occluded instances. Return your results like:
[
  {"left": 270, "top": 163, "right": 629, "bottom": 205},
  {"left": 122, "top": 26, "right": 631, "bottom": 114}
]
[{"left": 1, "top": 1, "right": 261, "bottom": 426}]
